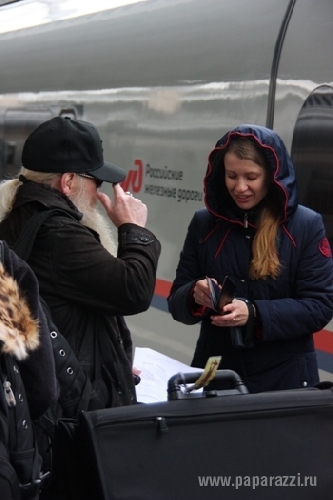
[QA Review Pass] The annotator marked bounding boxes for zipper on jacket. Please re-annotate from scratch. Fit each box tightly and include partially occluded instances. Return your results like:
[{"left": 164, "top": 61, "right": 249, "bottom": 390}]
[
  {"left": 244, "top": 213, "right": 248, "bottom": 228},
  {"left": 2, "top": 359, "right": 18, "bottom": 452},
  {"left": 4, "top": 380, "right": 16, "bottom": 407}
]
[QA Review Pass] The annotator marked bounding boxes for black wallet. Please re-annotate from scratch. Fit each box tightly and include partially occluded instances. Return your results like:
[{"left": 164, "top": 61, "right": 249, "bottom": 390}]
[{"left": 206, "top": 275, "right": 235, "bottom": 314}]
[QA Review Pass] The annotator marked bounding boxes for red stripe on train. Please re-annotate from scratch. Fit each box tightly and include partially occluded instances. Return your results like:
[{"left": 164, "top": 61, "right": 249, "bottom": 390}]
[{"left": 155, "top": 279, "right": 172, "bottom": 298}]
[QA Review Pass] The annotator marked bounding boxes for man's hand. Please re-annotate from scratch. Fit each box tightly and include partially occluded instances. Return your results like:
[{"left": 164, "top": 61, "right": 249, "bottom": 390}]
[{"left": 97, "top": 184, "right": 148, "bottom": 228}]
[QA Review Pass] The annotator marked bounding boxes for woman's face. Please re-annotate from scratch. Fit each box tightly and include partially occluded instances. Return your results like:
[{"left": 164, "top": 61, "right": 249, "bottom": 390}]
[{"left": 224, "top": 152, "right": 269, "bottom": 210}]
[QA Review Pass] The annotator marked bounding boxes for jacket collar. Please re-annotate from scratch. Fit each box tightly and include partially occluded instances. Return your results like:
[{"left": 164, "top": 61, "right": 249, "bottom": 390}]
[{"left": 14, "top": 178, "right": 82, "bottom": 221}]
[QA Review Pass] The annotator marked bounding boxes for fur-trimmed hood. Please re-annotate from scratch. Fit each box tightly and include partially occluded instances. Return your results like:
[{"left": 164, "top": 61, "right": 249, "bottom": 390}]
[
  {"left": 0, "top": 261, "right": 39, "bottom": 360},
  {"left": 0, "top": 240, "right": 58, "bottom": 418}
]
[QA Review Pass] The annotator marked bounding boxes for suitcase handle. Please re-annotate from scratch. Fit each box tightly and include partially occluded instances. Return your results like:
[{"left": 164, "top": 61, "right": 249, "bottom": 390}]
[{"left": 167, "top": 369, "right": 248, "bottom": 400}]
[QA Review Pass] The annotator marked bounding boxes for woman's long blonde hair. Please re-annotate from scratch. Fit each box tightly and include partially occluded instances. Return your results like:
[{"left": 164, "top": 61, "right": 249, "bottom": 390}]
[{"left": 225, "top": 138, "right": 281, "bottom": 280}]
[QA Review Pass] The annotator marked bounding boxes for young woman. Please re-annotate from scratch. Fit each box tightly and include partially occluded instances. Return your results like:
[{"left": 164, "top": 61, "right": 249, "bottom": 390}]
[{"left": 168, "top": 124, "right": 333, "bottom": 393}]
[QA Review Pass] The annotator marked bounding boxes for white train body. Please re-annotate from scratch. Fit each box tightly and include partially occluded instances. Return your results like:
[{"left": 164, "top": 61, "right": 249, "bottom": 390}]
[{"left": 0, "top": 0, "right": 332, "bottom": 376}]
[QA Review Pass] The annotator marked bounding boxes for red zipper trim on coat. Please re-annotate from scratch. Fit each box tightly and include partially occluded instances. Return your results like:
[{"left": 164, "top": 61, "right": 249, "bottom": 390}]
[
  {"left": 282, "top": 225, "right": 297, "bottom": 246},
  {"left": 201, "top": 221, "right": 231, "bottom": 258},
  {"left": 214, "top": 228, "right": 231, "bottom": 259},
  {"left": 201, "top": 220, "right": 223, "bottom": 243}
]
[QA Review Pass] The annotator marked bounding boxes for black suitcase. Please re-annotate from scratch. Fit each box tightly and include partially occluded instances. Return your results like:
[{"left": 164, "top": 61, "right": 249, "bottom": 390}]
[{"left": 63, "top": 371, "right": 333, "bottom": 499}]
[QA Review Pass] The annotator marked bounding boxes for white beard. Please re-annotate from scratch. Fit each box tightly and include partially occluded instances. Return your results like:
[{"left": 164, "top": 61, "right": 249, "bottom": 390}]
[
  {"left": 69, "top": 186, "right": 118, "bottom": 256},
  {"left": 82, "top": 206, "right": 118, "bottom": 256}
]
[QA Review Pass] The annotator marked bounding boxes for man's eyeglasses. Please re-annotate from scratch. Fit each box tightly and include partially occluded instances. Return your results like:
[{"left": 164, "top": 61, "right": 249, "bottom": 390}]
[{"left": 77, "top": 173, "right": 103, "bottom": 187}]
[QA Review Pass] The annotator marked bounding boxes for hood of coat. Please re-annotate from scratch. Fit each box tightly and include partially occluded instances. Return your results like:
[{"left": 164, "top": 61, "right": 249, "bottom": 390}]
[
  {"left": 204, "top": 124, "right": 298, "bottom": 225},
  {"left": 0, "top": 261, "right": 39, "bottom": 360}
]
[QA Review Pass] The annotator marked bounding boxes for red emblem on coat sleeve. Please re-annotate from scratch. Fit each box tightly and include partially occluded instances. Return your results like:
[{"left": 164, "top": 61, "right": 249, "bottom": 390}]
[{"left": 319, "top": 238, "right": 332, "bottom": 258}]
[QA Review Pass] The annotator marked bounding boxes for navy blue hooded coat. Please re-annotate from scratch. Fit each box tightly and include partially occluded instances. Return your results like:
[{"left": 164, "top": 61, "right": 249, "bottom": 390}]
[{"left": 168, "top": 124, "right": 333, "bottom": 393}]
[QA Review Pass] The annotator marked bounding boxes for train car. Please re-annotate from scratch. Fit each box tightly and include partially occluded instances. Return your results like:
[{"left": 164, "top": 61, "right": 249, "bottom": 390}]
[{"left": 0, "top": 0, "right": 332, "bottom": 378}]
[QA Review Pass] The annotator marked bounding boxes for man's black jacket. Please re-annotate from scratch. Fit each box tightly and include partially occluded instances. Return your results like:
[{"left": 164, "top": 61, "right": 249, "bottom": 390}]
[{"left": 0, "top": 180, "right": 161, "bottom": 407}]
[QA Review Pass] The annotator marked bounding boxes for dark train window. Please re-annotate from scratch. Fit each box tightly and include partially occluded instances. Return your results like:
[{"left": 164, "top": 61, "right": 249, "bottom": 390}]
[
  {"left": 291, "top": 84, "right": 333, "bottom": 249},
  {"left": 1, "top": 107, "right": 80, "bottom": 180},
  {"left": 3, "top": 108, "right": 53, "bottom": 179}
]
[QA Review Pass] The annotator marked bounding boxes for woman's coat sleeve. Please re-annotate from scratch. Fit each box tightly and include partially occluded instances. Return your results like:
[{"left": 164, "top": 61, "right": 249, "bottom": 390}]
[
  {"left": 168, "top": 213, "right": 208, "bottom": 325},
  {"left": 256, "top": 211, "right": 333, "bottom": 342}
]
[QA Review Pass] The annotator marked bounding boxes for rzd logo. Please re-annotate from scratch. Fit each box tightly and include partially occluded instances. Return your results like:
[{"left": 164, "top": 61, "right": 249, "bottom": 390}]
[{"left": 121, "top": 159, "right": 143, "bottom": 193}]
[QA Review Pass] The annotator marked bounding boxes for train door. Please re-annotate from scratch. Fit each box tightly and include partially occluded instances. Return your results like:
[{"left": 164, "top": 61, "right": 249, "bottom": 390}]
[
  {"left": 291, "top": 84, "right": 333, "bottom": 378},
  {"left": 291, "top": 84, "right": 333, "bottom": 249}
]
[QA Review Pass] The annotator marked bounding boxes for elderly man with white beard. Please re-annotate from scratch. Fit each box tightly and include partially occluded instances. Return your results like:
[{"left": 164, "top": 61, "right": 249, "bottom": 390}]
[{"left": 0, "top": 116, "right": 161, "bottom": 409}]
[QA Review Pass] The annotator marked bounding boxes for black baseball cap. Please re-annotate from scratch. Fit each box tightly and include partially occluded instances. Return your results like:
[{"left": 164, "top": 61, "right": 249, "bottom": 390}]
[{"left": 21, "top": 116, "right": 126, "bottom": 184}]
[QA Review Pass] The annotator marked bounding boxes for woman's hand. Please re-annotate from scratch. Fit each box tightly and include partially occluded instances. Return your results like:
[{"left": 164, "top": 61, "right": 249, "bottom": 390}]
[
  {"left": 210, "top": 299, "right": 249, "bottom": 327},
  {"left": 193, "top": 278, "right": 215, "bottom": 310}
]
